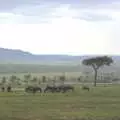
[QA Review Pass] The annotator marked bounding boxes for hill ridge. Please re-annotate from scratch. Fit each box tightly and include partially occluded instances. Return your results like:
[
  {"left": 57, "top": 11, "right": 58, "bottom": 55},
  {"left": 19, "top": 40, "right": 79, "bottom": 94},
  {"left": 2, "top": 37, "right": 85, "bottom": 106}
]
[{"left": 0, "top": 47, "right": 119, "bottom": 64}]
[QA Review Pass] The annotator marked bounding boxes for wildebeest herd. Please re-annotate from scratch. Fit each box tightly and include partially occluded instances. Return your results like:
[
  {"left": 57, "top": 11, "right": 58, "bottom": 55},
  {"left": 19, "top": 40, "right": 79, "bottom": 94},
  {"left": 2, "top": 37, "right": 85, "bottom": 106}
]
[
  {"left": 0, "top": 84, "right": 90, "bottom": 93},
  {"left": 25, "top": 84, "right": 74, "bottom": 93},
  {"left": 1, "top": 86, "right": 12, "bottom": 92},
  {"left": 25, "top": 84, "right": 90, "bottom": 94}
]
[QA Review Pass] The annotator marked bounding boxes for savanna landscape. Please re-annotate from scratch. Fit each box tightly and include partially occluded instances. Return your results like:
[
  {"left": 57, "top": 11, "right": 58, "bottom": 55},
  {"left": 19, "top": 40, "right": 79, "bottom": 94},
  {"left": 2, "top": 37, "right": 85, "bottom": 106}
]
[
  {"left": 0, "top": 0, "right": 120, "bottom": 119},
  {"left": 0, "top": 49, "right": 120, "bottom": 120}
]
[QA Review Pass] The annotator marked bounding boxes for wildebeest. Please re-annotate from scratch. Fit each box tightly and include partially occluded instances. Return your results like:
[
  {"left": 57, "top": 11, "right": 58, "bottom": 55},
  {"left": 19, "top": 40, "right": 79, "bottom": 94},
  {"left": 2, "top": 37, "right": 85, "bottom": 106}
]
[
  {"left": 44, "top": 85, "right": 74, "bottom": 93},
  {"left": 44, "top": 85, "right": 60, "bottom": 93},
  {"left": 1, "top": 87, "right": 5, "bottom": 92},
  {"left": 82, "top": 85, "right": 90, "bottom": 91},
  {"left": 58, "top": 85, "right": 74, "bottom": 93},
  {"left": 7, "top": 86, "right": 12, "bottom": 92},
  {"left": 25, "top": 86, "right": 42, "bottom": 93}
]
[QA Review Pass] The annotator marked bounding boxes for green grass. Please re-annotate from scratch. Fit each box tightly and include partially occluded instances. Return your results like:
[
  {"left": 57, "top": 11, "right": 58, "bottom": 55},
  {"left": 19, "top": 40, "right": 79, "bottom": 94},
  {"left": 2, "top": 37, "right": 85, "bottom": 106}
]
[
  {"left": 0, "top": 63, "right": 119, "bottom": 75},
  {"left": 0, "top": 85, "right": 120, "bottom": 120},
  {"left": 0, "top": 64, "right": 81, "bottom": 73}
]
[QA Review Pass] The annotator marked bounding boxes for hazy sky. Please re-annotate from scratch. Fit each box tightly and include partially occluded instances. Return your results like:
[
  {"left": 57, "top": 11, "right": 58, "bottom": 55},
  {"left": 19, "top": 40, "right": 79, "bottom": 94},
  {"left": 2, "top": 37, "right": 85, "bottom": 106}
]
[{"left": 0, "top": 0, "right": 120, "bottom": 55}]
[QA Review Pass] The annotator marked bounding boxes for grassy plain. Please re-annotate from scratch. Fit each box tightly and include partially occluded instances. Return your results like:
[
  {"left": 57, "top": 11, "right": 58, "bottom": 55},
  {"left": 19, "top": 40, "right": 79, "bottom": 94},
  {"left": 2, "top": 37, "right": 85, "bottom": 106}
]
[
  {"left": 0, "top": 63, "right": 119, "bottom": 73},
  {"left": 0, "top": 85, "right": 120, "bottom": 120},
  {"left": 0, "top": 63, "right": 119, "bottom": 120}
]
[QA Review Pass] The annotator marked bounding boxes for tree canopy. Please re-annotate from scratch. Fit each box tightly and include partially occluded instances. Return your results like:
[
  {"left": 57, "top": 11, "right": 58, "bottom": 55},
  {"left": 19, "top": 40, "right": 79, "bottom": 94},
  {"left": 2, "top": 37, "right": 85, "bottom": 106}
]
[
  {"left": 82, "top": 56, "right": 113, "bottom": 86},
  {"left": 82, "top": 56, "right": 113, "bottom": 70}
]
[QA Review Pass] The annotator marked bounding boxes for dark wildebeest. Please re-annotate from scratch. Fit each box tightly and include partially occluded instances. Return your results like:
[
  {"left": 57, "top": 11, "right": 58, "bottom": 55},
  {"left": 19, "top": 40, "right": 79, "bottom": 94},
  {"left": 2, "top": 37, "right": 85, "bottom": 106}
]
[
  {"left": 1, "top": 87, "right": 5, "bottom": 92},
  {"left": 82, "top": 86, "right": 90, "bottom": 91},
  {"left": 25, "top": 86, "right": 42, "bottom": 93},
  {"left": 35, "top": 86, "right": 42, "bottom": 93},
  {"left": 44, "top": 85, "right": 60, "bottom": 93},
  {"left": 44, "top": 85, "right": 74, "bottom": 93},
  {"left": 7, "top": 86, "right": 12, "bottom": 92},
  {"left": 58, "top": 85, "right": 74, "bottom": 93}
]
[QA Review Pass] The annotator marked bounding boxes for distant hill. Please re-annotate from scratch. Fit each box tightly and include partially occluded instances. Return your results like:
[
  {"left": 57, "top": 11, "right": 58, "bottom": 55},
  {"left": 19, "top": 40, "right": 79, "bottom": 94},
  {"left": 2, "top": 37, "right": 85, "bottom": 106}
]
[
  {"left": 0, "top": 47, "right": 119, "bottom": 64},
  {"left": 0, "top": 47, "right": 119, "bottom": 73},
  {"left": 0, "top": 48, "right": 80, "bottom": 64}
]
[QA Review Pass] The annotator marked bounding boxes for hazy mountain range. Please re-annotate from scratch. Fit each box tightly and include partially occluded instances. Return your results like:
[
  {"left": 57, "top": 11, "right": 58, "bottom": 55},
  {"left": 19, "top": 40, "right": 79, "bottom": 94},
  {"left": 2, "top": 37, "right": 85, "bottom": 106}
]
[{"left": 0, "top": 47, "right": 119, "bottom": 64}]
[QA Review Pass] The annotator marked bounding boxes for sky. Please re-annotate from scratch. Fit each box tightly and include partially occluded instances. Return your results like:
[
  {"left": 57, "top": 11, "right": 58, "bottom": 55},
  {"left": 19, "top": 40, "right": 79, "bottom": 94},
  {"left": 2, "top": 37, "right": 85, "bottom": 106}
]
[{"left": 0, "top": 0, "right": 120, "bottom": 55}]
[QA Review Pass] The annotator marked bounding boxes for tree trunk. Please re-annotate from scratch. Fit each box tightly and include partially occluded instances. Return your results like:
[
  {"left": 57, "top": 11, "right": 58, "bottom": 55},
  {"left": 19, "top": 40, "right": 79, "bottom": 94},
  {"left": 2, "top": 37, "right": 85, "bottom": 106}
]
[{"left": 94, "top": 69, "right": 97, "bottom": 87}]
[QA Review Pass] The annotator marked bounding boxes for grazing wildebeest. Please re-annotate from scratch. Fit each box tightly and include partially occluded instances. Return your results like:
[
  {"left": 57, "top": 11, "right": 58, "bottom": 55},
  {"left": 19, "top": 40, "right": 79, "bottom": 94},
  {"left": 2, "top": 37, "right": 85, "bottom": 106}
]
[
  {"left": 82, "top": 86, "right": 90, "bottom": 91},
  {"left": 7, "top": 86, "right": 12, "bottom": 92},
  {"left": 35, "top": 86, "right": 42, "bottom": 93},
  {"left": 25, "top": 86, "right": 33, "bottom": 93},
  {"left": 25, "top": 86, "right": 42, "bottom": 93},
  {"left": 44, "top": 84, "right": 74, "bottom": 93},
  {"left": 1, "top": 87, "right": 5, "bottom": 92},
  {"left": 44, "top": 85, "right": 59, "bottom": 93},
  {"left": 58, "top": 85, "right": 74, "bottom": 93}
]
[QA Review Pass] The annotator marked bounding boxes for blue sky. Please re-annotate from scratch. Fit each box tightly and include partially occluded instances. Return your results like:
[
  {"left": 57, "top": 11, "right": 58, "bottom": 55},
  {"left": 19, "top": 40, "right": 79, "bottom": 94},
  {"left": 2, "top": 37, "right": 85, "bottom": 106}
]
[{"left": 0, "top": 0, "right": 119, "bottom": 55}]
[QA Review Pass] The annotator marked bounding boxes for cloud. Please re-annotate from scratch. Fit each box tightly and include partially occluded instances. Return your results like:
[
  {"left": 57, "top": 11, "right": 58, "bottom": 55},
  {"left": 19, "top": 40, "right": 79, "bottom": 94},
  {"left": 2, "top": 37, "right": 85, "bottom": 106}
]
[
  {"left": 0, "top": 0, "right": 120, "bottom": 12},
  {"left": 0, "top": 17, "right": 117, "bottom": 55},
  {"left": 78, "top": 11, "right": 113, "bottom": 21},
  {"left": 0, "top": 0, "right": 119, "bottom": 24},
  {"left": 0, "top": 0, "right": 119, "bottom": 55},
  {"left": 0, "top": 0, "right": 78, "bottom": 12}
]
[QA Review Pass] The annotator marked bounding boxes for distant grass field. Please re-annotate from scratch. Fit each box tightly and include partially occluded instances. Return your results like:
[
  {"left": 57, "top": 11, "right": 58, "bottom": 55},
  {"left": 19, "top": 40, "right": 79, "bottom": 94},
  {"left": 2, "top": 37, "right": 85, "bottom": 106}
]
[
  {"left": 0, "top": 63, "right": 119, "bottom": 119},
  {"left": 0, "top": 64, "right": 81, "bottom": 73},
  {"left": 0, "top": 72, "right": 83, "bottom": 81},
  {"left": 0, "top": 85, "right": 120, "bottom": 120},
  {"left": 0, "top": 63, "right": 119, "bottom": 74}
]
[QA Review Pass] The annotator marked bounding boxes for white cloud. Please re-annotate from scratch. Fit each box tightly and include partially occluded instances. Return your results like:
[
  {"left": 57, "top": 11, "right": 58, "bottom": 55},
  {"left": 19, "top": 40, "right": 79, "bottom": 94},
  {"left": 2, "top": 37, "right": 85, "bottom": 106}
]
[
  {"left": 0, "top": 18, "right": 117, "bottom": 55},
  {"left": 0, "top": 1, "right": 120, "bottom": 55}
]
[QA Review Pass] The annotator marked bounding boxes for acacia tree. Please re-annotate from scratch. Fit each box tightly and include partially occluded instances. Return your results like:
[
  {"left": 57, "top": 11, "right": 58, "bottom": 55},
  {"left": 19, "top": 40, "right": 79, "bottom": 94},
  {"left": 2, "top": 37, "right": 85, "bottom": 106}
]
[
  {"left": 82, "top": 56, "right": 113, "bottom": 86},
  {"left": 38, "top": 78, "right": 41, "bottom": 85},
  {"left": 1, "top": 76, "right": 7, "bottom": 91},
  {"left": 42, "top": 76, "right": 46, "bottom": 83},
  {"left": 59, "top": 75, "right": 66, "bottom": 85},
  {"left": 16, "top": 77, "right": 21, "bottom": 86},
  {"left": 24, "top": 74, "right": 31, "bottom": 85},
  {"left": 1, "top": 76, "right": 7, "bottom": 85},
  {"left": 9, "top": 75, "right": 17, "bottom": 87},
  {"left": 51, "top": 76, "right": 57, "bottom": 86},
  {"left": 31, "top": 76, "right": 38, "bottom": 86}
]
